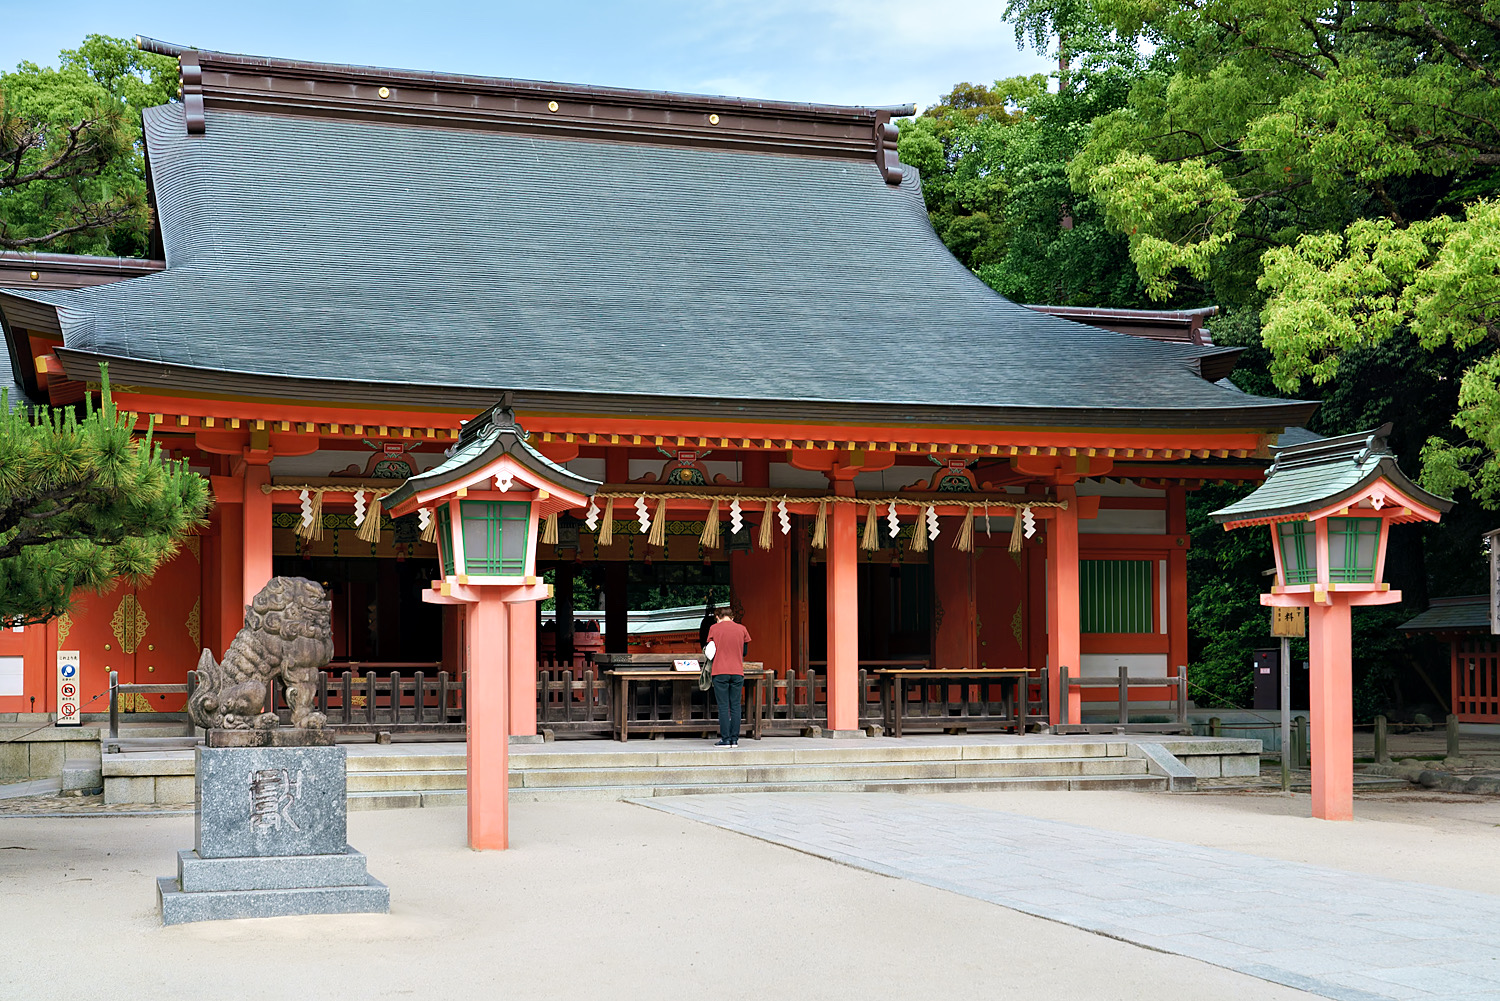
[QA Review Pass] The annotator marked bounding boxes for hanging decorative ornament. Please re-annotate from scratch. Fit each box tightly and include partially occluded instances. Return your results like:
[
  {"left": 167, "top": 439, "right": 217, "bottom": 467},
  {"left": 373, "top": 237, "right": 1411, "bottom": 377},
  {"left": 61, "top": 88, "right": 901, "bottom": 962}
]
[
  {"left": 729, "top": 497, "right": 743, "bottom": 535},
  {"left": 887, "top": 499, "right": 900, "bottom": 538},
  {"left": 777, "top": 498, "right": 791, "bottom": 535},
  {"left": 353, "top": 490, "right": 368, "bottom": 527},
  {"left": 983, "top": 501, "right": 991, "bottom": 537},
  {"left": 299, "top": 489, "right": 314, "bottom": 530},
  {"left": 418, "top": 508, "right": 432, "bottom": 534},
  {"left": 635, "top": 495, "right": 651, "bottom": 534},
  {"left": 1022, "top": 505, "right": 1036, "bottom": 539},
  {"left": 496, "top": 470, "right": 515, "bottom": 493},
  {"left": 585, "top": 498, "right": 601, "bottom": 531},
  {"left": 925, "top": 504, "right": 940, "bottom": 540}
]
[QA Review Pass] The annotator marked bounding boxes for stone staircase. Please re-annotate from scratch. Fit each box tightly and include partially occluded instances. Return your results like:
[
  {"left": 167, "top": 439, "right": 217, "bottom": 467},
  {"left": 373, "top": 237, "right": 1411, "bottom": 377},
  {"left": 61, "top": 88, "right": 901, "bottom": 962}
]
[{"left": 344, "top": 739, "right": 1178, "bottom": 810}]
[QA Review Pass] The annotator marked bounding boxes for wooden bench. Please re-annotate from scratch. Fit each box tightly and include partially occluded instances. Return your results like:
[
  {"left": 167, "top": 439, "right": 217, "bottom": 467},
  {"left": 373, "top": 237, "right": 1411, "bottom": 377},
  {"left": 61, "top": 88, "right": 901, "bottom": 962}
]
[
  {"left": 872, "top": 667, "right": 1040, "bottom": 737},
  {"left": 1053, "top": 664, "right": 1191, "bottom": 734},
  {"left": 595, "top": 653, "right": 765, "bottom": 742}
]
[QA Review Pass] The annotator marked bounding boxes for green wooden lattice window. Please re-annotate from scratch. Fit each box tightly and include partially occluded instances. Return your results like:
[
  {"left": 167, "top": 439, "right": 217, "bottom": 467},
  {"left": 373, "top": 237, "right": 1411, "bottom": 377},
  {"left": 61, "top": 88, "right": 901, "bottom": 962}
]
[
  {"left": 1277, "top": 521, "right": 1317, "bottom": 584},
  {"left": 436, "top": 503, "right": 455, "bottom": 576},
  {"left": 460, "top": 500, "right": 529, "bottom": 575},
  {"left": 1080, "top": 559, "right": 1153, "bottom": 634},
  {"left": 1328, "top": 517, "right": 1380, "bottom": 583}
]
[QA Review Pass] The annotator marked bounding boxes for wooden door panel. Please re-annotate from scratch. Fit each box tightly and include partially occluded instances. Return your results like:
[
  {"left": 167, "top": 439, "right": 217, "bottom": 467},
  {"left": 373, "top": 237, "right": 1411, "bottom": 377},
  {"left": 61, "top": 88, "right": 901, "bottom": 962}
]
[
  {"left": 975, "top": 543, "right": 1028, "bottom": 669},
  {"left": 131, "top": 542, "right": 204, "bottom": 711},
  {"left": 55, "top": 588, "right": 135, "bottom": 713}
]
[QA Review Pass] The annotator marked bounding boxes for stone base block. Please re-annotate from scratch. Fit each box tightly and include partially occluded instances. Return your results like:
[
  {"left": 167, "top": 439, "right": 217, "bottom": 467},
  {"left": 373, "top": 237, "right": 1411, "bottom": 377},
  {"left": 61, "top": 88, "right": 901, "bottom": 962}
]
[
  {"left": 60, "top": 759, "right": 102, "bottom": 795},
  {"left": 177, "top": 847, "right": 371, "bottom": 892},
  {"left": 208, "top": 728, "right": 336, "bottom": 748},
  {"left": 822, "top": 729, "right": 867, "bottom": 740},
  {"left": 197, "top": 745, "right": 347, "bottom": 858},
  {"left": 510, "top": 734, "right": 545, "bottom": 744},
  {"left": 157, "top": 875, "right": 389, "bottom": 925}
]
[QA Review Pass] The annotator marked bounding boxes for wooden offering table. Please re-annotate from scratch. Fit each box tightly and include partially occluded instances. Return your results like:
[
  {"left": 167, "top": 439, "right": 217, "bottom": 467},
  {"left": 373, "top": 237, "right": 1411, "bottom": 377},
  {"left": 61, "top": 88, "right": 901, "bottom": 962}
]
[
  {"left": 873, "top": 668, "right": 1037, "bottom": 738},
  {"left": 595, "top": 653, "right": 766, "bottom": 742}
]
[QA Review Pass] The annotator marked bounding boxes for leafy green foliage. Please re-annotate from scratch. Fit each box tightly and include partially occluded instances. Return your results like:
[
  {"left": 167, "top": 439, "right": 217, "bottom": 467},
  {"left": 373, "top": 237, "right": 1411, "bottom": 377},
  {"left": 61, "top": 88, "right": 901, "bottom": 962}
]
[
  {"left": 0, "top": 35, "right": 177, "bottom": 254},
  {"left": 904, "top": 0, "right": 1500, "bottom": 716},
  {"left": 0, "top": 370, "right": 210, "bottom": 625},
  {"left": 897, "top": 58, "right": 1172, "bottom": 306}
]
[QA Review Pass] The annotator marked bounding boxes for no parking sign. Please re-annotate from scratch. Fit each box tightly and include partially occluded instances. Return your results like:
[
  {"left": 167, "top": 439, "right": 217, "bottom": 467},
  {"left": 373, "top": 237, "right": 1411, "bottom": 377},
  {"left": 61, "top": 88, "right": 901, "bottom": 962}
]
[{"left": 56, "top": 651, "right": 80, "bottom": 726}]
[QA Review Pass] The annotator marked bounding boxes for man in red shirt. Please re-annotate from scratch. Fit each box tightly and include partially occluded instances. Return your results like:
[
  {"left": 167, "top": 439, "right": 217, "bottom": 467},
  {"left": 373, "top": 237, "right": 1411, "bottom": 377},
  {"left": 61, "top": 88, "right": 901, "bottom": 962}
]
[{"left": 706, "top": 607, "right": 752, "bottom": 747}]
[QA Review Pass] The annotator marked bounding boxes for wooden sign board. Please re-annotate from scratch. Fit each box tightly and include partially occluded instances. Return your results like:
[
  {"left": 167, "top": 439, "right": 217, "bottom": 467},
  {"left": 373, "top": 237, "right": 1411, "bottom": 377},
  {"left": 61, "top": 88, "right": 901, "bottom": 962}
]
[{"left": 1271, "top": 607, "right": 1306, "bottom": 638}]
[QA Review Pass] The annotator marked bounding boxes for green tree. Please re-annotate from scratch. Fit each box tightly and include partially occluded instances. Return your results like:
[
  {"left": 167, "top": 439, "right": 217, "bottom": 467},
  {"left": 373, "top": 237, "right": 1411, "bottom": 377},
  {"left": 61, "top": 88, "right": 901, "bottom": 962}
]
[
  {"left": 0, "top": 35, "right": 177, "bottom": 255},
  {"left": 898, "top": 48, "right": 1172, "bottom": 306},
  {"left": 899, "top": 0, "right": 1499, "bottom": 715},
  {"left": 1025, "top": 0, "right": 1500, "bottom": 496},
  {"left": 0, "top": 372, "right": 211, "bottom": 625}
]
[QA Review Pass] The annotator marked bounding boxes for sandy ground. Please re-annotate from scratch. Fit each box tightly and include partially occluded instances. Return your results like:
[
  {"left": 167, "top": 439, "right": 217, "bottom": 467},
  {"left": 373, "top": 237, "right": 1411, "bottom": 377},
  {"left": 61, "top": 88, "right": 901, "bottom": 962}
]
[{"left": 0, "top": 796, "right": 1327, "bottom": 1001}]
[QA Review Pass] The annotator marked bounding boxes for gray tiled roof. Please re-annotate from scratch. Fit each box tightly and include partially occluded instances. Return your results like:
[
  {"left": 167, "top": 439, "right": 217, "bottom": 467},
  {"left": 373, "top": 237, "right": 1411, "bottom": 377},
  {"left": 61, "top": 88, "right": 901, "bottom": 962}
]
[
  {"left": 1211, "top": 424, "right": 1452, "bottom": 523},
  {"left": 5, "top": 103, "right": 1313, "bottom": 423},
  {"left": 1400, "top": 596, "right": 1490, "bottom": 633},
  {"left": 4, "top": 359, "right": 28, "bottom": 410}
]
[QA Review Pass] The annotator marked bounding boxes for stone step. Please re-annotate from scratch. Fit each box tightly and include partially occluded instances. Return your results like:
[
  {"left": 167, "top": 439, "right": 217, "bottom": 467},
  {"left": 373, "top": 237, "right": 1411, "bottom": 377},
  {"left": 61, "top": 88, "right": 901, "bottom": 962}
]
[
  {"left": 346, "top": 769, "right": 468, "bottom": 793},
  {"left": 510, "top": 773, "right": 1167, "bottom": 802},
  {"left": 346, "top": 754, "right": 467, "bottom": 773},
  {"left": 346, "top": 772, "right": 1165, "bottom": 808},
  {"left": 505, "top": 742, "right": 1125, "bottom": 770},
  {"left": 348, "top": 790, "right": 466, "bottom": 811},
  {"left": 512, "top": 756, "right": 1148, "bottom": 789}
]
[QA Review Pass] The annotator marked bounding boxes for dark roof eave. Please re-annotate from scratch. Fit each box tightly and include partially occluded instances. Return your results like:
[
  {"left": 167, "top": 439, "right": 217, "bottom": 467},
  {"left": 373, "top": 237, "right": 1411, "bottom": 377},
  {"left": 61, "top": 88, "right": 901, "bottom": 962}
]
[
  {"left": 1210, "top": 458, "right": 1454, "bottom": 524},
  {"left": 384, "top": 427, "right": 601, "bottom": 510},
  {"left": 134, "top": 36, "right": 915, "bottom": 121},
  {"left": 53, "top": 348, "right": 1321, "bottom": 433}
]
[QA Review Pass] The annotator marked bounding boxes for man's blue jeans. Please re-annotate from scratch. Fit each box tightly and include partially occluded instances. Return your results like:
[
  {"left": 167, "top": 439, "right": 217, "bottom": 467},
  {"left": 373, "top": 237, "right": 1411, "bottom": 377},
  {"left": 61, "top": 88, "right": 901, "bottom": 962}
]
[{"left": 712, "top": 673, "right": 743, "bottom": 743}]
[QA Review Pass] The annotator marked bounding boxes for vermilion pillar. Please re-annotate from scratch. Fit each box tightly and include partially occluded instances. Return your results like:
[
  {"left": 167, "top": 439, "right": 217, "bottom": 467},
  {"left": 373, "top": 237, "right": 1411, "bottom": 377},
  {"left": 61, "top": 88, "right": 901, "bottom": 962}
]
[
  {"left": 1308, "top": 601, "right": 1354, "bottom": 820},
  {"left": 825, "top": 473, "right": 860, "bottom": 733},
  {"left": 1166, "top": 487, "right": 1189, "bottom": 680},
  {"left": 466, "top": 599, "right": 510, "bottom": 850},
  {"left": 215, "top": 503, "right": 244, "bottom": 654},
  {"left": 1046, "top": 484, "right": 1080, "bottom": 724},
  {"left": 508, "top": 600, "right": 537, "bottom": 737},
  {"left": 242, "top": 462, "right": 273, "bottom": 602}
]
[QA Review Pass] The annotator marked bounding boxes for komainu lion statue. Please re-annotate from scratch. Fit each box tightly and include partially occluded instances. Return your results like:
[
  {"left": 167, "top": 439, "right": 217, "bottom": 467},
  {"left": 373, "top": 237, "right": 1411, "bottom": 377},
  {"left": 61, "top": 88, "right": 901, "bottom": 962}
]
[{"left": 188, "top": 577, "right": 333, "bottom": 730}]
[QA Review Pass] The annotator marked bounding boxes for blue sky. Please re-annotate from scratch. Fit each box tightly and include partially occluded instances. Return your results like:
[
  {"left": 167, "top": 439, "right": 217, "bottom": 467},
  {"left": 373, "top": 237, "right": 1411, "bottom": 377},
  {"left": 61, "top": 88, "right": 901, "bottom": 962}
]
[{"left": 0, "top": 0, "right": 1053, "bottom": 110}]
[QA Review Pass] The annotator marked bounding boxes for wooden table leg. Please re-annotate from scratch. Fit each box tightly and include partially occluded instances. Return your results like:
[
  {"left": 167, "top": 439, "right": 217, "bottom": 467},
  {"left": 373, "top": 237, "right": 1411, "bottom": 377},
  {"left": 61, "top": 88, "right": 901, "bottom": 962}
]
[
  {"left": 618, "top": 677, "right": 629, "bottom": 742},
  {"left": 893, "top": 679, "right": 904, "bottom": 739},
  {"left": 1016, "top": 673, "right": 1028, "bottom": 735},
  {"left": 880, "top": 676, "right": 890, "bottom": 736},
  {"left": 753, "top": 677, "right": 764, "bottom": 740}
]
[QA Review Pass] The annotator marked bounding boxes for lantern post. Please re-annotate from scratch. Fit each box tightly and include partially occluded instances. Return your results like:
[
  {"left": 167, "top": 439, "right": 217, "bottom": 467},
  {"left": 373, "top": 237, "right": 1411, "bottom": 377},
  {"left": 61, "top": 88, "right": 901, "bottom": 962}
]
[
  {"left": 1211, "top": 425, "right": 1450, "bottom": 820},
  {"left": 385, "top": 403, "right": 599, "bottom": 849}
]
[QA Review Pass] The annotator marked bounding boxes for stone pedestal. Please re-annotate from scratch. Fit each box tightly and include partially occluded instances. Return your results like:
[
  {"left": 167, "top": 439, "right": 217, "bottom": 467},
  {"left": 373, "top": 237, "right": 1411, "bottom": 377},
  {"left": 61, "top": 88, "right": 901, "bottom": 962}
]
[{"left": 158, "top": 743, "right": 388, "bottom": 924}]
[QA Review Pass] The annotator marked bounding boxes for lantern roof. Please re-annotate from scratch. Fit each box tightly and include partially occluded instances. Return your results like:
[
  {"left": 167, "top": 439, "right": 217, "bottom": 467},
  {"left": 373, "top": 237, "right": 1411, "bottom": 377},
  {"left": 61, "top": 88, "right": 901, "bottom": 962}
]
[
  {"left": 384, "top": 401, "right": 599, "bottom": 511},
  {"left": 1210, "top": 423, "right": 1452, "bottom": 527}
]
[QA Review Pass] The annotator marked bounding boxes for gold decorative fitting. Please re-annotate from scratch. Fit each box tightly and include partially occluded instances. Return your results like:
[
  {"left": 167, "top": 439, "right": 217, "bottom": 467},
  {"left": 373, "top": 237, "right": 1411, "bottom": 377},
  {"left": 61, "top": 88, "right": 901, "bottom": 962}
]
[
  {"left": 547, "top": 100, "right": 559, "bottom": 112},
  {"left": 378, "top": 87, "right": 390, "bottom": 99},
  {"left": 110, "top": 594, "right": 148, "bottom": 654},
  {"left": 29, "top": 271, "right": 38, "bottom": 280},
  {"left": 708, "top": 114, "right": 719, "bottom": 125}
]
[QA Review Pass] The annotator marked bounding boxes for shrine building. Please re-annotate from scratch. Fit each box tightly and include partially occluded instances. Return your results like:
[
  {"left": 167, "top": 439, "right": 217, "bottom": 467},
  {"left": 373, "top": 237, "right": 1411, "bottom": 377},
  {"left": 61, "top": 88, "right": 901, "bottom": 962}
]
[{"left": 0, "top": 40, "right": 1316, "bottom": 736}]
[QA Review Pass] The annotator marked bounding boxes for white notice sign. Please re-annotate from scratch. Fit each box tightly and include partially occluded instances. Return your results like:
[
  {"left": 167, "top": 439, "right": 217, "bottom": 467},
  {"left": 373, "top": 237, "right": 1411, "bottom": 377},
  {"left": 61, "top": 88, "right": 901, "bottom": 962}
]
[
  {"left": 673, "top": 659, "right": 699, "bottom": 672},
  {"left": 0, "top": 656, "right": 22, "bottom": 697},
  {"left": 56, "top": 651, "right": 81, "bottom": 726}
]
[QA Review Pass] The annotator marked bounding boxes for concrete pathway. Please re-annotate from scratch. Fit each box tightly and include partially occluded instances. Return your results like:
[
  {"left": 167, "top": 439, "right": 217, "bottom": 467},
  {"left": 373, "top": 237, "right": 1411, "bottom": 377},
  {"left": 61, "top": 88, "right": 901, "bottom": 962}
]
[{"left": 642, "top": 793, "right": 1500, "bottom": 1001}]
